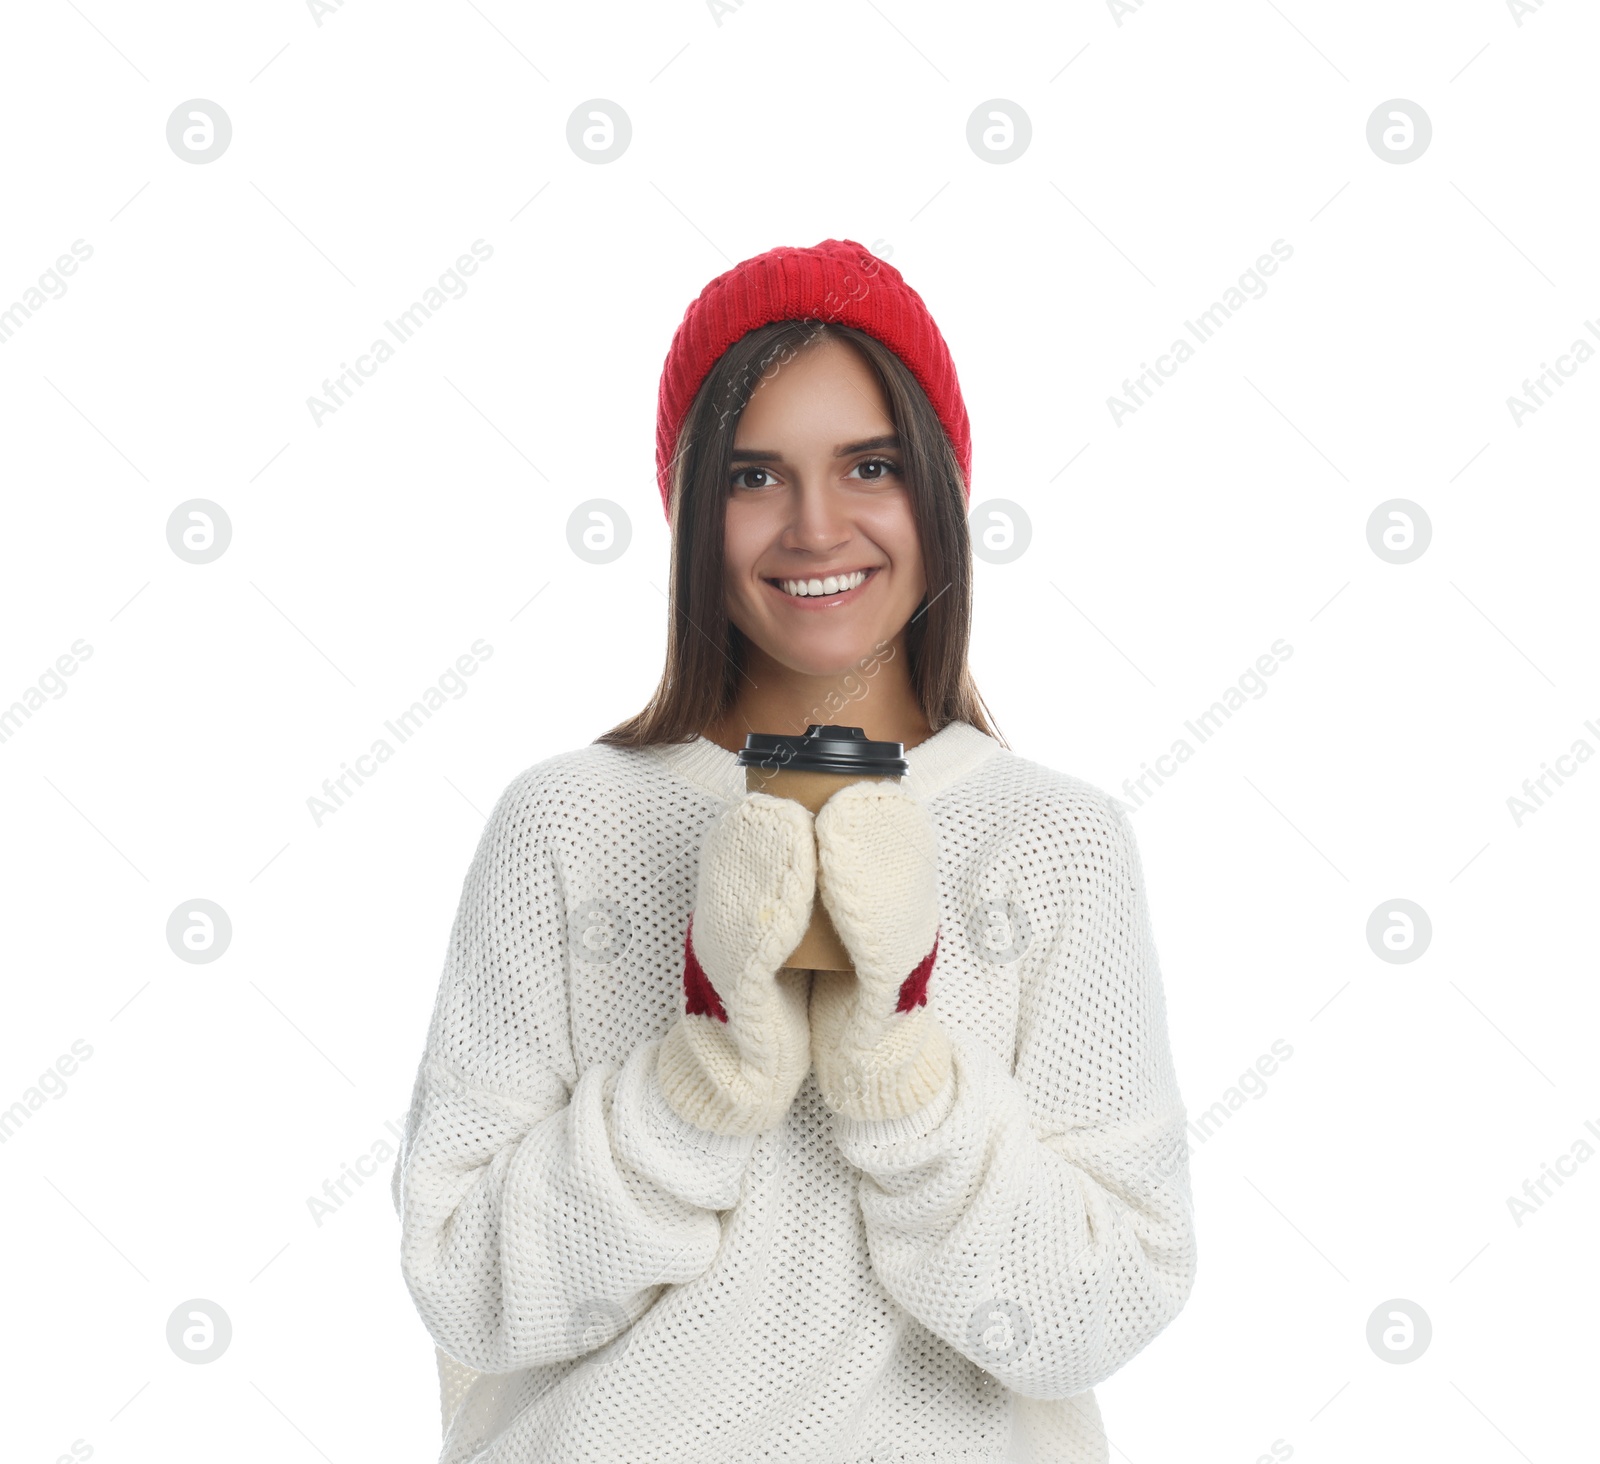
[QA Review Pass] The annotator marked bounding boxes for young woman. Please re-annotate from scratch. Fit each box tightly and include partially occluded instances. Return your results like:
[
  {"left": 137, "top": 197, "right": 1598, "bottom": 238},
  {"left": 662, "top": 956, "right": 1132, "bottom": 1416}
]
[{"left": 393, "top": 239, "right": 1197, "bottom": 1464}]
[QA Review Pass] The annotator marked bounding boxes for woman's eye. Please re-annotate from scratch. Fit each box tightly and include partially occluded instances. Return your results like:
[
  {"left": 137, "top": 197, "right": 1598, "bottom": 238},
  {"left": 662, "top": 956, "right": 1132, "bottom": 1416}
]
[
  {"left": 732, "top": 458, "right": 901, "bottom": 490},
  {"left": 850, "top": 457, "right": 902, "bottom": 482}
]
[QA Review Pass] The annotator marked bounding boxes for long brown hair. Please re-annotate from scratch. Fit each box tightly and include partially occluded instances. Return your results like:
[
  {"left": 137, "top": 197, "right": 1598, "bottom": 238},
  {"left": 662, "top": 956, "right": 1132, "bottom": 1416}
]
[{"left": 596, "top": 320, "right": 1004, "bottom": 749}]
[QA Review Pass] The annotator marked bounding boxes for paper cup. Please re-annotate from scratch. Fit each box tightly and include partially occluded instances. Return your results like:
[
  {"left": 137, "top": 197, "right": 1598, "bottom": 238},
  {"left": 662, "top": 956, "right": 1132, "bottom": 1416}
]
[
  {"left": 743, "top": 763, "right": 902, "bottom": 970},
  {"left": 737, "top": 726, "right": 909, "bottom": 973}
]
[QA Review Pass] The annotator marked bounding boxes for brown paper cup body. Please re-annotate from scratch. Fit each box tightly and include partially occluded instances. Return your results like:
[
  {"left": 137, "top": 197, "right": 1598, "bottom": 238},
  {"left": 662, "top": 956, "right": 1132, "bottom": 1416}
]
[{"left": 744, "top": 765, "right": 901, "bottom": 971}]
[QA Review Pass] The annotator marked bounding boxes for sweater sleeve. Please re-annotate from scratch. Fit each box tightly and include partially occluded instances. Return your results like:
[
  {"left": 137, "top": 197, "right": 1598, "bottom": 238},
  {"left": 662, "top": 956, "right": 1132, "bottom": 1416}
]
[
  {"left": 393, "top": 772, "right": 758, "bottom": 1376},
  {"left": 828, "top": 791, "right": 1196, "bottom": 1401}
]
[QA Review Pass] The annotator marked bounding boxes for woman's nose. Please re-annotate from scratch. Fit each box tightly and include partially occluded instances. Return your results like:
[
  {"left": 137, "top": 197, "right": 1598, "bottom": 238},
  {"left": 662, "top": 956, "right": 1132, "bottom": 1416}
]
[{"left": 781, "top": 479, "right": 850, "bottom": 553}]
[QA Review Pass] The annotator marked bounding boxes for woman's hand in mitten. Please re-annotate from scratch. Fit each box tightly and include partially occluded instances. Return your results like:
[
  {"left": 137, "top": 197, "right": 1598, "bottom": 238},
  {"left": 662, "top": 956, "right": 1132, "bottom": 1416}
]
[
  {"left": 809, "top": 780, "right": 953, "bottom": 1124},
  {"left": 657, "top": 791, "right": 817, "bottom": 1138}
]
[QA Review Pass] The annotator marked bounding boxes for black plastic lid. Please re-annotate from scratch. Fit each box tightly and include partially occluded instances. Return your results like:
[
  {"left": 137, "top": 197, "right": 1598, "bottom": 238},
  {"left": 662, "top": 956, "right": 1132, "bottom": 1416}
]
[{"left": 737, "top": 724, "right": 908, "bottom": 777}]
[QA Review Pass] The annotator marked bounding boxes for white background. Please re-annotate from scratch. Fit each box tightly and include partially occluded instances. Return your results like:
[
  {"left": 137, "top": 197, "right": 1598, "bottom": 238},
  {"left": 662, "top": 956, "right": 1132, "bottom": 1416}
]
[{"left": 2, "top": 1, "right": 1596, "bottom": 1461}]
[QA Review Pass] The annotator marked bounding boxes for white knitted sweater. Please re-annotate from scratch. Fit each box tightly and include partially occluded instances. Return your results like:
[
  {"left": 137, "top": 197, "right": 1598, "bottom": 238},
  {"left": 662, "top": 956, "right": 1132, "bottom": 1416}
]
[{"left": 391, "top": 719, "right": 1196, "bottom": 1464}]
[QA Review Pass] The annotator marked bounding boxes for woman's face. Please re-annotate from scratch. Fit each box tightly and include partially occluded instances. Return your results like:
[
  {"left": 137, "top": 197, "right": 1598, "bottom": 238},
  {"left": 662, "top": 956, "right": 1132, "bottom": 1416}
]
[{"left": 723, "top": 338, "right": 927, "bottom": 679}]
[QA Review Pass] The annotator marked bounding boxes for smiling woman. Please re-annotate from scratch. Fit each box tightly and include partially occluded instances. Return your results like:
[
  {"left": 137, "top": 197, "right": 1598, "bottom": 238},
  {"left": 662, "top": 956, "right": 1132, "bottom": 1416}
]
[
  {"left": 392, "top": 239, "right": 1196, "bottom": 1464},
  {"left": 603, "top": 308, "right": 995, "bottom": 751}
]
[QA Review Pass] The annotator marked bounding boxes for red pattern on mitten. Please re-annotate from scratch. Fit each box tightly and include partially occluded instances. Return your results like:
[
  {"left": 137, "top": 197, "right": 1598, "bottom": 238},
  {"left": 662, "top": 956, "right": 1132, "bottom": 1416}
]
[
  {"left": 810, "top": 780, "right": 955, "bottom": 1124},
  {"left": 895, "top": 931, "right": 940, "bottom": 1013},
  {"left": 681, "top": 915, "right": 729, "bottom": 1023}
]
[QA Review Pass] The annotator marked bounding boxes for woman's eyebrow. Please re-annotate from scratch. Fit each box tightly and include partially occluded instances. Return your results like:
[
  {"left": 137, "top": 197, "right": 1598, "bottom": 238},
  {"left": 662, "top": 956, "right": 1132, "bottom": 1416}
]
[{"left": 730, "top": 434, "right": 901, "bottom": 462}]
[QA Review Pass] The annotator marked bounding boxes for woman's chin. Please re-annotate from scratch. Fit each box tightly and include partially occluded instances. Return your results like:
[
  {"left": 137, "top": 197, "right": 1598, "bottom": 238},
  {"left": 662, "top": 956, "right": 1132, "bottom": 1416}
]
[{"left": 766, "top": 635, "right": 887, "bottom": 682}]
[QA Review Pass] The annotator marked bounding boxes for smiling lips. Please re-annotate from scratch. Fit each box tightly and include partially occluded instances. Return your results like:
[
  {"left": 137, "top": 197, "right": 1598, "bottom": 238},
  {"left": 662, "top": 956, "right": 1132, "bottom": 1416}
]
[{"left": 766, "top": 567, "right": 877, "bottom": 604}]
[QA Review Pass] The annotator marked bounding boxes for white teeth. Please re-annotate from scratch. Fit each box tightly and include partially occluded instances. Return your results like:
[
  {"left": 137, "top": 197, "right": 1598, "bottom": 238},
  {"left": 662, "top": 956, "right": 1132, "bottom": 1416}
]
[{"left": 778, "top": 569, "right": 869, "bottom": 597}]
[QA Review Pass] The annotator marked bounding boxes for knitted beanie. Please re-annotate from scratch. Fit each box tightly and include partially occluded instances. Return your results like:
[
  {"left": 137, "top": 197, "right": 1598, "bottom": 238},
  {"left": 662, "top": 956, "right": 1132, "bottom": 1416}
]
[{"left": 654, "top": 238, "right": 971, "bottom": 521}]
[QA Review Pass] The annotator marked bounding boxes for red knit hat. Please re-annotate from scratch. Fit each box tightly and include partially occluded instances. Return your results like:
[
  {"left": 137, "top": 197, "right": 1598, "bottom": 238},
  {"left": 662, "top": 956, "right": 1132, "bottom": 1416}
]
[{"left": 654, "top": 238, "right": 970, "bottom": 520}]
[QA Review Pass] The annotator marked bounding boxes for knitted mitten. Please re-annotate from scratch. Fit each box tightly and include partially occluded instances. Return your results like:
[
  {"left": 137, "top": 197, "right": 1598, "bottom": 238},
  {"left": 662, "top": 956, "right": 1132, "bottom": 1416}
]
[
  {"left": 810, "top": 780, "right": 953, "bottom": 1124},
  {"left": 657, "top": 792, "right": 817, "bottom": 1138}
]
